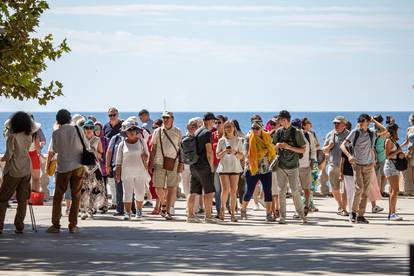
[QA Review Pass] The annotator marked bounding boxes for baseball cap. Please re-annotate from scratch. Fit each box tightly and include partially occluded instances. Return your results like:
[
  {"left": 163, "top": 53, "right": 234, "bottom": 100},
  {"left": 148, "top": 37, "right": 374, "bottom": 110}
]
[
  {"left": 162, "top": 111, "right": 174, "bottom": 118},
  {"left": 203, "top": 112, "right": 217, "bottom": 121},
  {"left": 122, "top": 120, "right": 138, "bottom": 131},
  {"left": 332, "top": 116, "right": 347, "bottom": 124}
]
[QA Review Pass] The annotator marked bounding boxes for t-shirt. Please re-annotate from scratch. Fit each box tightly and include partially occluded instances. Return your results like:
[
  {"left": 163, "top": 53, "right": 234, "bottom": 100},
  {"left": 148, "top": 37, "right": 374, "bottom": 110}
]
[
  {"left": 104, "top": 120, "right": 123, "bottom": 140},
  {"left": 193, "top": 127, "right": 212, "bottom": 169},
  {"left": 272, "top": 126, "right": 306, "bottom": 170},
  {"left": 108, "top": 134, "right": 124, "bottom": 167},
  {"left": 151, "top": 126, "right": 182, "bottom": 166},
  {"left": 345, "top": 128, "right": 376, "bottom": 165},
  {"left": 341, "top": 152, "right": 353, "bottom": 176},
  {"left": 374, "top": 135, "right": 386, "bottom": 163},
  {"left": 52, "top": 124, "right": 89, "bottom": 173},
  {"left": 324, "top": 129, "right": 350, "bottom": 167},
  {"left": 216, "top": 136, "right": 243, "bottom": 173},
  {"left": 116, "top": 139, "right": 150, "bottom": 181},
  {"left": 2, "top": 132, "right": 32, "bottom": 178}
]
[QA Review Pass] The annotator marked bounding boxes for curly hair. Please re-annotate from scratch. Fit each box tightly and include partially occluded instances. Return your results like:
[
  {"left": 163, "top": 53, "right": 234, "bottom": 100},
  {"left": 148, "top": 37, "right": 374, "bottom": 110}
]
[{"left": 9, "top": 111, "right": 32, "bottom": 135}]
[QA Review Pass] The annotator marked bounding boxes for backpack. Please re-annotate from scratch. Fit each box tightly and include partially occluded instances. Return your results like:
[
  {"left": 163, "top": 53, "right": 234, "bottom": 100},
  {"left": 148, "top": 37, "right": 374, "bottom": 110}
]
[
  {"left": 350, "top": 128, "right": 374, "bottom": 154},
  {"left": 181, "top": 131, "right": 201, "bottom": 165},
  {"left": 277, "top": 126, "right": 303, "bottom": 159}
]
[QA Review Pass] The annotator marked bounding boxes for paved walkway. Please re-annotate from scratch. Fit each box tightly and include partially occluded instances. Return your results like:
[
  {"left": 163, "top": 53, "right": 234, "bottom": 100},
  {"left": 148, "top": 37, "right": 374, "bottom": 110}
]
[{"left": 0, "top": 196, "right": 412, "bottom": 275}]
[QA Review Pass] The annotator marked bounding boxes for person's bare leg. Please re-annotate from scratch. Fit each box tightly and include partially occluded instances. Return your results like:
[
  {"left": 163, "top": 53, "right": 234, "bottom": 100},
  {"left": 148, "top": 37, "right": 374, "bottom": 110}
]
[
  {"left": 155, "top": 187, "right": 166, "bottom": 213},
  {"left": 187, "top": 193, "right": 195, "bottom": 217},
  {"left": 203, "top": 192, "right": 214, "bottom": 218},
  {"left": 229, "top": 175, "right": 239, "bottom": 216},
  {"left": 124, "top": 202, "right": 132, "bottom": 213},
  {"left": 135, "top": 201, "right": 143, "bottom": 209},
  {"left": 31, "top": 169, "right": 41, "bottom": 192},
  {"left": 389, "top": 176, "right": 399, "bottom": 214},
  {"left": 219, "top": 175, "right": 230, "bottom": 218},
  {"left": 332, "top": 188, "right": 343, "bottom": 209},
  {"left": 304, "top": 189, "right": 311, "bottom": 208},
  {"left": 341, "top": 192, "right": 347, "bottom": 211},
  {"left": 166, "top": 186, "right": 177, "bottom": 213}
]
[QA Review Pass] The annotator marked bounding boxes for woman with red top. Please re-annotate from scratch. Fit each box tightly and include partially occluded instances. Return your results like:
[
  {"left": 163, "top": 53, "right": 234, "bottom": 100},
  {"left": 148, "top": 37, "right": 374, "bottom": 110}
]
[{"left": 212, "top": 115, "right": 227, "bottom": 217}]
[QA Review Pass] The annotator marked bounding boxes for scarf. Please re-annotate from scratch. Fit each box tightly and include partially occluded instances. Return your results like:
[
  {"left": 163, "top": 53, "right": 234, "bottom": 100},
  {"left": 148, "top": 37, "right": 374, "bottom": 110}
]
[{"left": 248, "top": 130, "right": 276, "bottom": 175}]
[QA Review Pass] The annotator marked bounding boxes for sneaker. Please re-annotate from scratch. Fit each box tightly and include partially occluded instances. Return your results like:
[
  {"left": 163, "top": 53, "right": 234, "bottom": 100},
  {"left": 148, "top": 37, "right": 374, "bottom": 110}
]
[
  {"left": 187, "top": 216, "right": 202, "bottom": 223},
  {"left": 123, "top": 213, "right": 131, "bottom": 221},
  {"left": 357, "top": 216, "right": 369, "bottom": 224},
  {"left": 46, "top": 225, "right": 60, "bottom": 234},
  {"left": 372, "top": 205, "right": 384, "bottom": 213},
  {"left": 388, "top": 213, "right": 403, "bottom": 221},
  {"left": 80, "top": 212, "right": 88, "bottom": 220},
  {"left": 205, "top": 217, "right": 217, "bottom": 223},
  {"left": 69, "top": 226, "right": 80, "bottom": 234},
  {"left": 279, "top": 217, "right": 286, "bottom": 224},
  {"left": 349, "top": 212, "right": 357, "bottom": 223},
  {"left": 336, "top": 207, "right": 343, "bottom": 215},
  {"left": 253, "top": 203, "right": 261, "bottom": 211},
  {"left": 135, "top": 209, "right": 143, "bottom": 220},
  {"left": 144, "top": 201, "right": 153, "bottom": 208},
  {"left": 292, "top": 213, "right": 300, "bottom": 219},
  {"left": 170, "top": 207, "right": 175, "bottom": 216},
  {"left": 266, "top": 213, "right": 276, "bottom": 222}
]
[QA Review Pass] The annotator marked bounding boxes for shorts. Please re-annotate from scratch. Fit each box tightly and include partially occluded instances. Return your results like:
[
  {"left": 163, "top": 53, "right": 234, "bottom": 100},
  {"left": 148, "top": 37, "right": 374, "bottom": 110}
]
[
  {"left": 190, "top": 166, "right": 215, "bottom": 195},
  {"left": 375, "top": 161, "right": 386, "bottom": 177},
  {"left": 123, "top": 176, "right": 148, "bottom": 202},
  {"left": 271, "top": 171, "right": 279, "bottom": 195},
  {"left": 153, "top": 164, "right": 180, "bottom": 188},
  {"left": 328, "top": 165, "right": 341, "bottom": 190},
  {"left": 29, "top": 150, "right": 41, "bottom": 170},
  {"left": 384, "top": 160, "right": 400, "bottom": 177},
  {"left": 218, "top": 173, "right": 241, "bottom": 176},
  {"left": 299, "top": 167, "right": 312, "bottom": 190}
]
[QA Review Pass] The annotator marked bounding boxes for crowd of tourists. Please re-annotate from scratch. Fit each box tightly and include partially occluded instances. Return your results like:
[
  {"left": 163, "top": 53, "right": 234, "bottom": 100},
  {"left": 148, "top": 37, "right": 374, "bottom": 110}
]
[{"left": 0, "top": 107, "right": 413, "bottom": 234}]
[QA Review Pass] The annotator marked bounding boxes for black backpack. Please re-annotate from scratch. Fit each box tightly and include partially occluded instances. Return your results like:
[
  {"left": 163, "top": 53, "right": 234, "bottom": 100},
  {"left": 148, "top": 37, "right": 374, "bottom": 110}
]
[
  {"left": 277, "top": 127, "right": 303, "bottom": 159},
  {"left": 350, "top": 128, "right": 374, "bottom": 154},
  {"left": 181, "top": 130, "right": 202, "bottom": 165}
]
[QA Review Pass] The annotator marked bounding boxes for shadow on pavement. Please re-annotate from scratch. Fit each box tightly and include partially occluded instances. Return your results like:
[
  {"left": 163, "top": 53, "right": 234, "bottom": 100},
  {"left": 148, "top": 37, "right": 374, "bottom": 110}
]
[{"left": 0, "top": 225, "right": 407, "bottom": 275}]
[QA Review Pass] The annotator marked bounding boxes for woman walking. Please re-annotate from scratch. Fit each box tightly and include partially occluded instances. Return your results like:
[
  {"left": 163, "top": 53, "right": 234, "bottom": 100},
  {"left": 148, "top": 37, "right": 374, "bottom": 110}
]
[
  {"left": 241, "top": 121, "right": 276, "bottom": 222},
  {"left": 115, "top": 121, "right": 151, "bottom": 220},
  {"left": 80, "top": 120, "right": 106, "bottom": 220},
  {"left": 384, "top": 124, "right": 404, "bottom": 221},
  {"left": 0, "top": 112, "right": 35, "bottom": 234},
  {"left": 216, "top": 120, "right": 244, "bottom": 222}
]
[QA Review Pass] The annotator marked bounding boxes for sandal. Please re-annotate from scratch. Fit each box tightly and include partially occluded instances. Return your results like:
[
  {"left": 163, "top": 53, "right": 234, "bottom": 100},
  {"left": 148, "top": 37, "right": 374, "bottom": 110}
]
[
  {"left": 304, "top": 206, "right": 310, "bottom": 217},
  {"left": 219, "top": 209, "right": 225, "bottom": 221},
  {"left": 160, "top": 205, "right": 167, "bottom": 218},
  {"left": 274, "top": 209, "right": 280, "bottom": 219},
  {"left": 240, "top": 208, "right": 247, "bottom": 220}
]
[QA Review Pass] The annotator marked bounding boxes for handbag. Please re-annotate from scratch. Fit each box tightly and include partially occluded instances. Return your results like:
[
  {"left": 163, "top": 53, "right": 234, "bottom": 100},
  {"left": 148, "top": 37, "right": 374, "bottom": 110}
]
[
  {"left": 75, "top": 125, "right": 97, "bottom": 166},
  {"left": 159, "top": 129, "right": 179, "bottom": 171},
  {"left": 390, "top": 141, "right": 408, "bottom": 171}
]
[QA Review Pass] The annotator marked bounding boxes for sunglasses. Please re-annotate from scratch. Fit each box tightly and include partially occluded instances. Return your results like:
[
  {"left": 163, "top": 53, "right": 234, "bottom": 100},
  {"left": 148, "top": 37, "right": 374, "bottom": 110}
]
[
  {"left": 251, "top": 127, "right": 261, "bottom": 131},
  {"left": 108, "top": 113, "right": 117, "bottom": 118},
  {"left": 224, "top": 125, "right": 233, "bottom": 129},
  {"left": 84, "top": 126, "right": 94, "bottom": 130},
  {"left": 215, "top": 121, "right": 222, "bottom": 125}
]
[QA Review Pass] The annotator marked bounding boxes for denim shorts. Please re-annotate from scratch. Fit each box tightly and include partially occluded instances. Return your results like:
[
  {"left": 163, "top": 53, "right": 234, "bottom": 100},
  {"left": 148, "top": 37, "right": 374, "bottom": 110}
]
[{"left": 384, "top": 160, "right": 400, "bottom": 177}]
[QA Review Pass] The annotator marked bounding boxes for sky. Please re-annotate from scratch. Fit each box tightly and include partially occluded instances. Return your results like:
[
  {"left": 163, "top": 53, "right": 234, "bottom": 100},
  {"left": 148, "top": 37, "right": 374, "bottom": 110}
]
[{"left": 1, "top": 0, "right": 414, "bottom": 112}]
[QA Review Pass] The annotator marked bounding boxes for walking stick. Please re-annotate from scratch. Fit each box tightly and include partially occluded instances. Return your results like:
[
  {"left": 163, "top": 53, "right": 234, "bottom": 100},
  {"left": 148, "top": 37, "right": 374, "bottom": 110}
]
[{"left": 28, "top": 199, "right": 37, "bottom": 232}]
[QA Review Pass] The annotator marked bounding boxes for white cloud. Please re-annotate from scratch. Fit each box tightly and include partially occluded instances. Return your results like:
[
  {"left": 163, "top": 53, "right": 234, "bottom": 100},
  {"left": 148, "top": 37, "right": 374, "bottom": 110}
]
[
  {"left": 41, "top": 28, "right": 396, "bottom": 62},
  {"left": 50, "top": 4, "right": 386, "bottom": 16}
]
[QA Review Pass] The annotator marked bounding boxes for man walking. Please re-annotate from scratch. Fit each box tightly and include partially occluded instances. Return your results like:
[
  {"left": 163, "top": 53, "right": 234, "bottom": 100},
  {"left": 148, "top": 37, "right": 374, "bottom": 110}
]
[
  {"left": 273, "top": 110, "right": 307, "bottom": 224},
  {"left": 149, "top": 111, "right": 183, "bottom": 220},
  {"left": 341, "top": 114, "right": 386, "bottom": 223}
]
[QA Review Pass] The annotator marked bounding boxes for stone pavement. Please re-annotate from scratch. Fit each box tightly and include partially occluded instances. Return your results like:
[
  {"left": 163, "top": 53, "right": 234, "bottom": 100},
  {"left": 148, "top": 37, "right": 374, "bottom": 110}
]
[{"left": 0, "top": 196, "right": 412, "bottom": 275}]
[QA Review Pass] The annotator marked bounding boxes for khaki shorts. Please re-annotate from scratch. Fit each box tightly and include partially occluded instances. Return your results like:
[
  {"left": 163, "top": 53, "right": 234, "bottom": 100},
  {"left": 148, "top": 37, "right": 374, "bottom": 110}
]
[
  {"left": 271, "top": 171, "right": 279, "bottom": 195},
  {"left": 153, "top": 163, "right": 180, "bottom": 188},
  {"left": 299, "top": 167, "right": 312, "bottom": 190},
  {"left": 328, "top": 165, "right": 341, "bottom": 190}
]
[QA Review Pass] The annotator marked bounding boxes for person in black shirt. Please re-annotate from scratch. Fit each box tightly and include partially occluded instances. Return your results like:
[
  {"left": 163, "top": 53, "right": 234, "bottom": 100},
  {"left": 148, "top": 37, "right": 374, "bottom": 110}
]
[
  {"left": 103, "top": 107, "right": 123, "bottom": 140},
  {"left": 187, "top": 112, "right": 217, "bottom": 223}
]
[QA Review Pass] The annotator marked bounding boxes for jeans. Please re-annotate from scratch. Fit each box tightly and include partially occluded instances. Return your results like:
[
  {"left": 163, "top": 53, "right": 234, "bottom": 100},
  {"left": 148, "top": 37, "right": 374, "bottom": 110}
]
[
  {"left": 243, "top": 171, "right": 272, "bottom": 202},
  {"left": 115, "top": 180, "right": 124, "bottom": 214}
]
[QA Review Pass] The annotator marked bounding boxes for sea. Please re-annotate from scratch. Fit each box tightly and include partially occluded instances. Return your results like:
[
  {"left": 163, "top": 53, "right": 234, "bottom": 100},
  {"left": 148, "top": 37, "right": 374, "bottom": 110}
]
[{"left": 0, "top": 111, "right": 412, "bottom": 153}]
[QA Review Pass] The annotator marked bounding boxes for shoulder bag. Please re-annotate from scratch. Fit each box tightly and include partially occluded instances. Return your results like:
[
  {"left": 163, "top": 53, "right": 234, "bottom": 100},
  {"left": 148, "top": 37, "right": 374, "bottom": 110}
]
[{"left": 75, "top": 125, "right": 97, "bottom": 166}]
